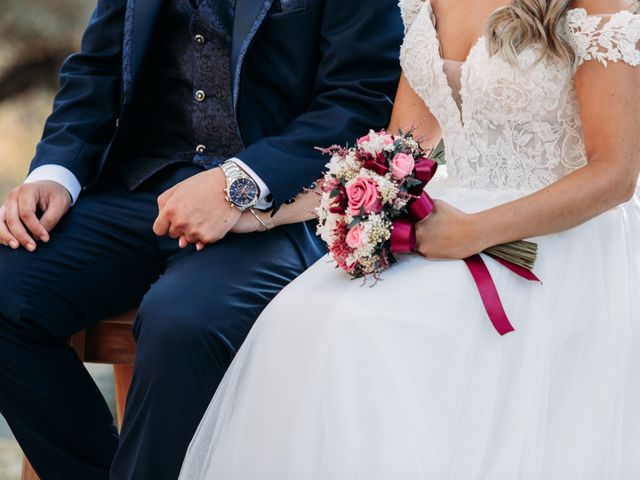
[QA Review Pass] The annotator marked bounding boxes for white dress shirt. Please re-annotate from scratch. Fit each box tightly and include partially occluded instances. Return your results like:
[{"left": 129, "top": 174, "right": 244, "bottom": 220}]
[{"left": 24, "top": 158, "right": 272, "bottom": 209}]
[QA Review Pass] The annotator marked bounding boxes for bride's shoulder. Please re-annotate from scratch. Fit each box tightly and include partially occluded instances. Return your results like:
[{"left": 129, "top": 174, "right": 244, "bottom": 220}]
[
  {"left": 569, "top": 0, "right": 638, "bottom": 14},
  {"left": 565, "top": 0, "right": 640, "bottom": 67},
  {"left": 398, "top": 0, "right": 429, "bottom": 33}
]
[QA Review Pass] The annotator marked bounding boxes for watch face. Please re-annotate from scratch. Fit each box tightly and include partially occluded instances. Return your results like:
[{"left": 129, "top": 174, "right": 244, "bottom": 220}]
[{"left": 229, "top": 178, "right": 258, "bottom": 207}]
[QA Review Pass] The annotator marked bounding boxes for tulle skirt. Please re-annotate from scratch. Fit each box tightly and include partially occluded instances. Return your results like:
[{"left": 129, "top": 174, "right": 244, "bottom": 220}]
[{"left": 180, "top": 174, "right": 640, "bottom": 480}]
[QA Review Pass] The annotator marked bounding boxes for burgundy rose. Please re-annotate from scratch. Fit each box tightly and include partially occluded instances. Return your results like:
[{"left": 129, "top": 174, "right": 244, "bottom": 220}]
[
  {"left": 363, "top": 159, "right": 389, "bottom": 176},
  {"left": 329, "top": 185, "right": 348, "bottom": 214}
]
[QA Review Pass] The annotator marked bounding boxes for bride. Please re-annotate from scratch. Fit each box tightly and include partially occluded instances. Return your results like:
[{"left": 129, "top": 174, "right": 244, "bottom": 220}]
[{"left": 181, "top": 0, "right": 640, "bottom": 477}]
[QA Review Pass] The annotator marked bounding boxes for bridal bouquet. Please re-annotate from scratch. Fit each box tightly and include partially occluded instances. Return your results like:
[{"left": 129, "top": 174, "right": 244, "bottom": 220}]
[
  {"left": 317, "top": 129, "right": 540, "bottom": 335},
  {"left": 316, "top": 129, "right": 436, "bottom": 277}
]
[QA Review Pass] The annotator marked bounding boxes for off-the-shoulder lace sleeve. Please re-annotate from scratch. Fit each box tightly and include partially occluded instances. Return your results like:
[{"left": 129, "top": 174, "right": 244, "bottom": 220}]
[
  {"left": 565, "top": 8, "right": 640, "bottom": 66},
  {"left": 398, "top": 0, "right": 428, "bottom": 33}
]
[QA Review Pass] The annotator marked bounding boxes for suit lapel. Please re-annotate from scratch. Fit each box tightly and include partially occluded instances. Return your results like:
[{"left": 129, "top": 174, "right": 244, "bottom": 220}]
[
  {"left": 123, "top": 0, "right": 166, "bottom": 102},
  {"left": 231, "top": 0, "right": 275, "bottom": 111}
]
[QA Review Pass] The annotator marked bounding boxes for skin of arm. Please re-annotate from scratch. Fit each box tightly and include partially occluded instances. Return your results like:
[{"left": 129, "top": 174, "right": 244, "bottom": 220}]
[
  {"left": 231, "top": 187, "right": 322, "bottom": 233},
  {"left": 232, "top": 74, "right": 444, "bottom": 233},
  {"left": 234, "top": 33, "right": 640, "bottom": 257},
  {"left": 414, "top": 37, "right": 640, "bottom": 259},
  {"left": 413, "top": 0, "right": 640, "bottom": 259}
]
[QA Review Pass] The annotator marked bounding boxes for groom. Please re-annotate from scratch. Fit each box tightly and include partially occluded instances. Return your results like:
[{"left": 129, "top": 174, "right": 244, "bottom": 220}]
[{"left": 0, "top": 0, "right": 402, "bottom": 478}]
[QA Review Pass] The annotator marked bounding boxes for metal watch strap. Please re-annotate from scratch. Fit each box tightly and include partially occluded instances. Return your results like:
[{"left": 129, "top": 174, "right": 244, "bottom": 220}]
[
  {"left": 221, "top": 161, "right": 259, "bottom": 211},
  {"left": 220, "top": 161, "right": 244, "bottom": 181}
]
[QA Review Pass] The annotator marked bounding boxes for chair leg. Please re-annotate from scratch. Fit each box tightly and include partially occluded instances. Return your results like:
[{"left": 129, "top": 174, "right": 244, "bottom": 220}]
[
  {"left": 21, "top": 457, "right": 39, "bottom": 480},
  {"left": 113, "top": 364, "right": 134, "bottom": 429}
]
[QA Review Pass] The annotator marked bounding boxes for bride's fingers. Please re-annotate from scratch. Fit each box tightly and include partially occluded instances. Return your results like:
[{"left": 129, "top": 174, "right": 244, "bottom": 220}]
[{"left": 178, "top": 235, "right": 204, "bottom": 251}]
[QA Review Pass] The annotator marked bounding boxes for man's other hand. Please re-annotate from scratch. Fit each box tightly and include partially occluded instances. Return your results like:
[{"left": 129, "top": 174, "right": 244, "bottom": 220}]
[
  {"left": 153, "top": 168, "right": 242, "bottom": 249},
  {"left": 0, "top": 181, "right": 72, "bottom": 251}
]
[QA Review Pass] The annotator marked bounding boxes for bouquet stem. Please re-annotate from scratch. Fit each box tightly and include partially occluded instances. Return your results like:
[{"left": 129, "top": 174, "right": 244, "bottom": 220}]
[{"left": 483, "top": 240, "right": 538, "bottom": 271}]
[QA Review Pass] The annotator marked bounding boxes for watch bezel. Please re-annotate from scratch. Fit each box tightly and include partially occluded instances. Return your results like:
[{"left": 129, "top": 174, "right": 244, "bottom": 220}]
[{"left": 228, "top": 177, "right": 259, "bottom": 209}]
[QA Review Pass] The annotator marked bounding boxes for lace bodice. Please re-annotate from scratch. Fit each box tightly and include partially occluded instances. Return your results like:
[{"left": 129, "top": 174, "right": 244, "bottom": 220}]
[{"left": 399, "top": 1, "right": 640, "bottom": 191}]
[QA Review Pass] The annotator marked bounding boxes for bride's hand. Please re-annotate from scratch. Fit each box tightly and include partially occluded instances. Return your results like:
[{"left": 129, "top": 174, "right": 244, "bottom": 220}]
[{"left": 415, "top": 200, "right": 485, "bottom": 259}]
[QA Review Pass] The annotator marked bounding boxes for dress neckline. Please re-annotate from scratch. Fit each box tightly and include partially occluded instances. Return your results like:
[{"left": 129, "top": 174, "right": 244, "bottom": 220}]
[
  {"left": 420, "top": 1, "right": 486, "bottom": 129},
  {"left": 418, "top": 1, "right": 591, "bottom": 129}
]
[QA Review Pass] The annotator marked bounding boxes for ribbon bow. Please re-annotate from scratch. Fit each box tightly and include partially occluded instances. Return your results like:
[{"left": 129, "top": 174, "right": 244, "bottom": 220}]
[{"left": 389, "top": 158, "right": 539, "bottom": 336}]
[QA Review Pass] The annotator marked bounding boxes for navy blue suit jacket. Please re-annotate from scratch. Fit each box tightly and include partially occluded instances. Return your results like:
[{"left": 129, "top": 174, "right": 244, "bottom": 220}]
[{"left": 29, "top": 0, "right": 404, "bottom": 210}]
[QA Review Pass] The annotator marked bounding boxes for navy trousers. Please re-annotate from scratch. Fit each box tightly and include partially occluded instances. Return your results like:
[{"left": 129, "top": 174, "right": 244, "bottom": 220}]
[{"left": 0, "top": 164, "right": 324, "bottom": 480}]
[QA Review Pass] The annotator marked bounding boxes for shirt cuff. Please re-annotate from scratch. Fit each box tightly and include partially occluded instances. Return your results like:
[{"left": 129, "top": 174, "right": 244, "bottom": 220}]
[
  {"left": 24, "top": 165, "right": 82, "bottom": 205},
  {"left": 230, "top": 158, "right": 273, "bottom": 210}
]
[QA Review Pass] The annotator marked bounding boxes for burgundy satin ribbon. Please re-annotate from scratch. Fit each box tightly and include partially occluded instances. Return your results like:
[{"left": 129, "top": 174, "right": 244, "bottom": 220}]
[
  {"left": 466, "top": 253, "right": 539, "bottom": 335},
  {"left": 390, "top": 192, "right": 434, "bottom": 253},
  {"left": 389, "top": 158, "right": 540, "bottom": 336},
  {"left": 390, "top": 158, "right": 439, "bottom": 253}
]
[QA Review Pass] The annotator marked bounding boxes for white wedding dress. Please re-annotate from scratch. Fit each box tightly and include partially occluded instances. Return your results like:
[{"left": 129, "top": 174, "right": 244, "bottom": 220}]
[{"left": 180, "top": 3, "right": 640, "bottom": 479}]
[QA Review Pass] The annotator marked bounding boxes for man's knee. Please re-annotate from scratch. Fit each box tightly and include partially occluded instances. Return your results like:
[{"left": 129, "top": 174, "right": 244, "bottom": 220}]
[
  {"left": 0, "top": 245, "right": 86, "bottom": 339},
  {"left": 133, "top": 287, "right": 240, "bottom": 369}
]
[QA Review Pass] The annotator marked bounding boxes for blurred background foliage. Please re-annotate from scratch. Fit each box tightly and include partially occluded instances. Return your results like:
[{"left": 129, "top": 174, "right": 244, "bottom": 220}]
[{"left": 0, "top": 0, "right": 94, "bottom": 199}]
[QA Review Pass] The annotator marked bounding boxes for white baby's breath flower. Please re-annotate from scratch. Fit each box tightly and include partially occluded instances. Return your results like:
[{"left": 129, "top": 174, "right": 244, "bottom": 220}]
[
  {"left": 353, "top": 254, "right": 380, "bottom": 275},
  {"left": 362, "top": 213, "right": 393, "bottom": 246},
  {"left": 316, "top": 191, "right": 342, "bottom": 244},
  {"left": 376, "top": 175, "right": 400, "bottom": 204},
  {"left": 327, "top": 150, "right": 361, "bottom": 181},
  {"left": 400, "top": 136, "right": 420, "bottom": 153},
  {"left": 392, "top": 196, "right": 410, "bottom": 210},
  {"left": 359, "top": 130, "right": 395, "bottom": 155},
  {"left": 344, "top": 150, "right": 361, "bottom": 170},
  {"left": 317, "top": 214, "right": 340, "bottom": 244}
]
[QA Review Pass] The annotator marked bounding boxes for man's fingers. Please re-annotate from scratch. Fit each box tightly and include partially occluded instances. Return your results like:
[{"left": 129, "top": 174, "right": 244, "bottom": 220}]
[
  {"left": 152, "top": 211, "right": 171, "bottom": 237},
  {"left": 0, "top": 207, "right": 19, "bottom": 249},
  {"left": 157, "top": 186, "right": 177, "bottom": 210},
  {"left": 168, "top": 221, "right": 186, "bottom": 239},
  {"left": 18, "top": 190, "right": 49, "bottom": 242},
  {"left": 39, "top": 197, "right": 68, "bottom": 234},
  {"left": 5, "top": 198, "right": 36, "bottom": 251}
]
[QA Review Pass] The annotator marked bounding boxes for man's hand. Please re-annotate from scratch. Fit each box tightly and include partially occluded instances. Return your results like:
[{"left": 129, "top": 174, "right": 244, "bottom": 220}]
[
  {"left": 0, "top": 181, "right": 72, "bottom": 251},
  {"left": 153, "top": 168, "right": 242, "bottom": 248}
]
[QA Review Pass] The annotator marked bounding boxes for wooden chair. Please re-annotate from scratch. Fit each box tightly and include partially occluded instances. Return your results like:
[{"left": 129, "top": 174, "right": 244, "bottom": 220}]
[{"left": 21, "top": 310, "right": 138, "bottom": 480}]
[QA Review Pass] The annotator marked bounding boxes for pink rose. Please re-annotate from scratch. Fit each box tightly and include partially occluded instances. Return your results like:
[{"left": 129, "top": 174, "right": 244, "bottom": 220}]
[
  {"left": 391, "top": 153, "right": 415, "bottom": 180},
  {"left": 346, "top": 177, "right": 382, "bottom": 215},
  {"left": 381, "top": 135, "right": 394, "bottom": 147},
  {"left": 357, "top": 133, "right": 371, "bottom": 145},
  {"left": 345, "top": 225, "right": 365, "bottom": 249}
]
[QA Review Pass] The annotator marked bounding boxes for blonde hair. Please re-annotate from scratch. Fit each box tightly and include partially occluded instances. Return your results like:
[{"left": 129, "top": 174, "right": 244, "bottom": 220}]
[{"left": 485, "top": 0, "right": 576, "bottom": 67}]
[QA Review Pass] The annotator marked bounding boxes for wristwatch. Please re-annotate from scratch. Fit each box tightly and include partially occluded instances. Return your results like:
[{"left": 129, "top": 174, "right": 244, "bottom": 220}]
[{"left": 220, "top": 161, "right": 260, "bottom": 212}]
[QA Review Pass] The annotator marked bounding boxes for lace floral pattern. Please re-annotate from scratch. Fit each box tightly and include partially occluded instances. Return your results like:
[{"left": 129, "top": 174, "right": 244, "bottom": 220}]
[
  {"left": 565, "top": 8, "right": 640, "bottom": 67},
  {"left": 399, "top": 1, "right": 640, "bottom": 191},
  {"left": 398, "top": 0, "right": 427, "bottom": 33}
]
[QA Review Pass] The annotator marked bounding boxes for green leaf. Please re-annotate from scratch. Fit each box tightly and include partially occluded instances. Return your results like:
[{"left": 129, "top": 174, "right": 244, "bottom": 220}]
[
  {"left": 404, "top": 178, "right": 424, "bottom": 188},
  {"left": 348, "top": 217, "right": 362, "bottom": 228}
]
